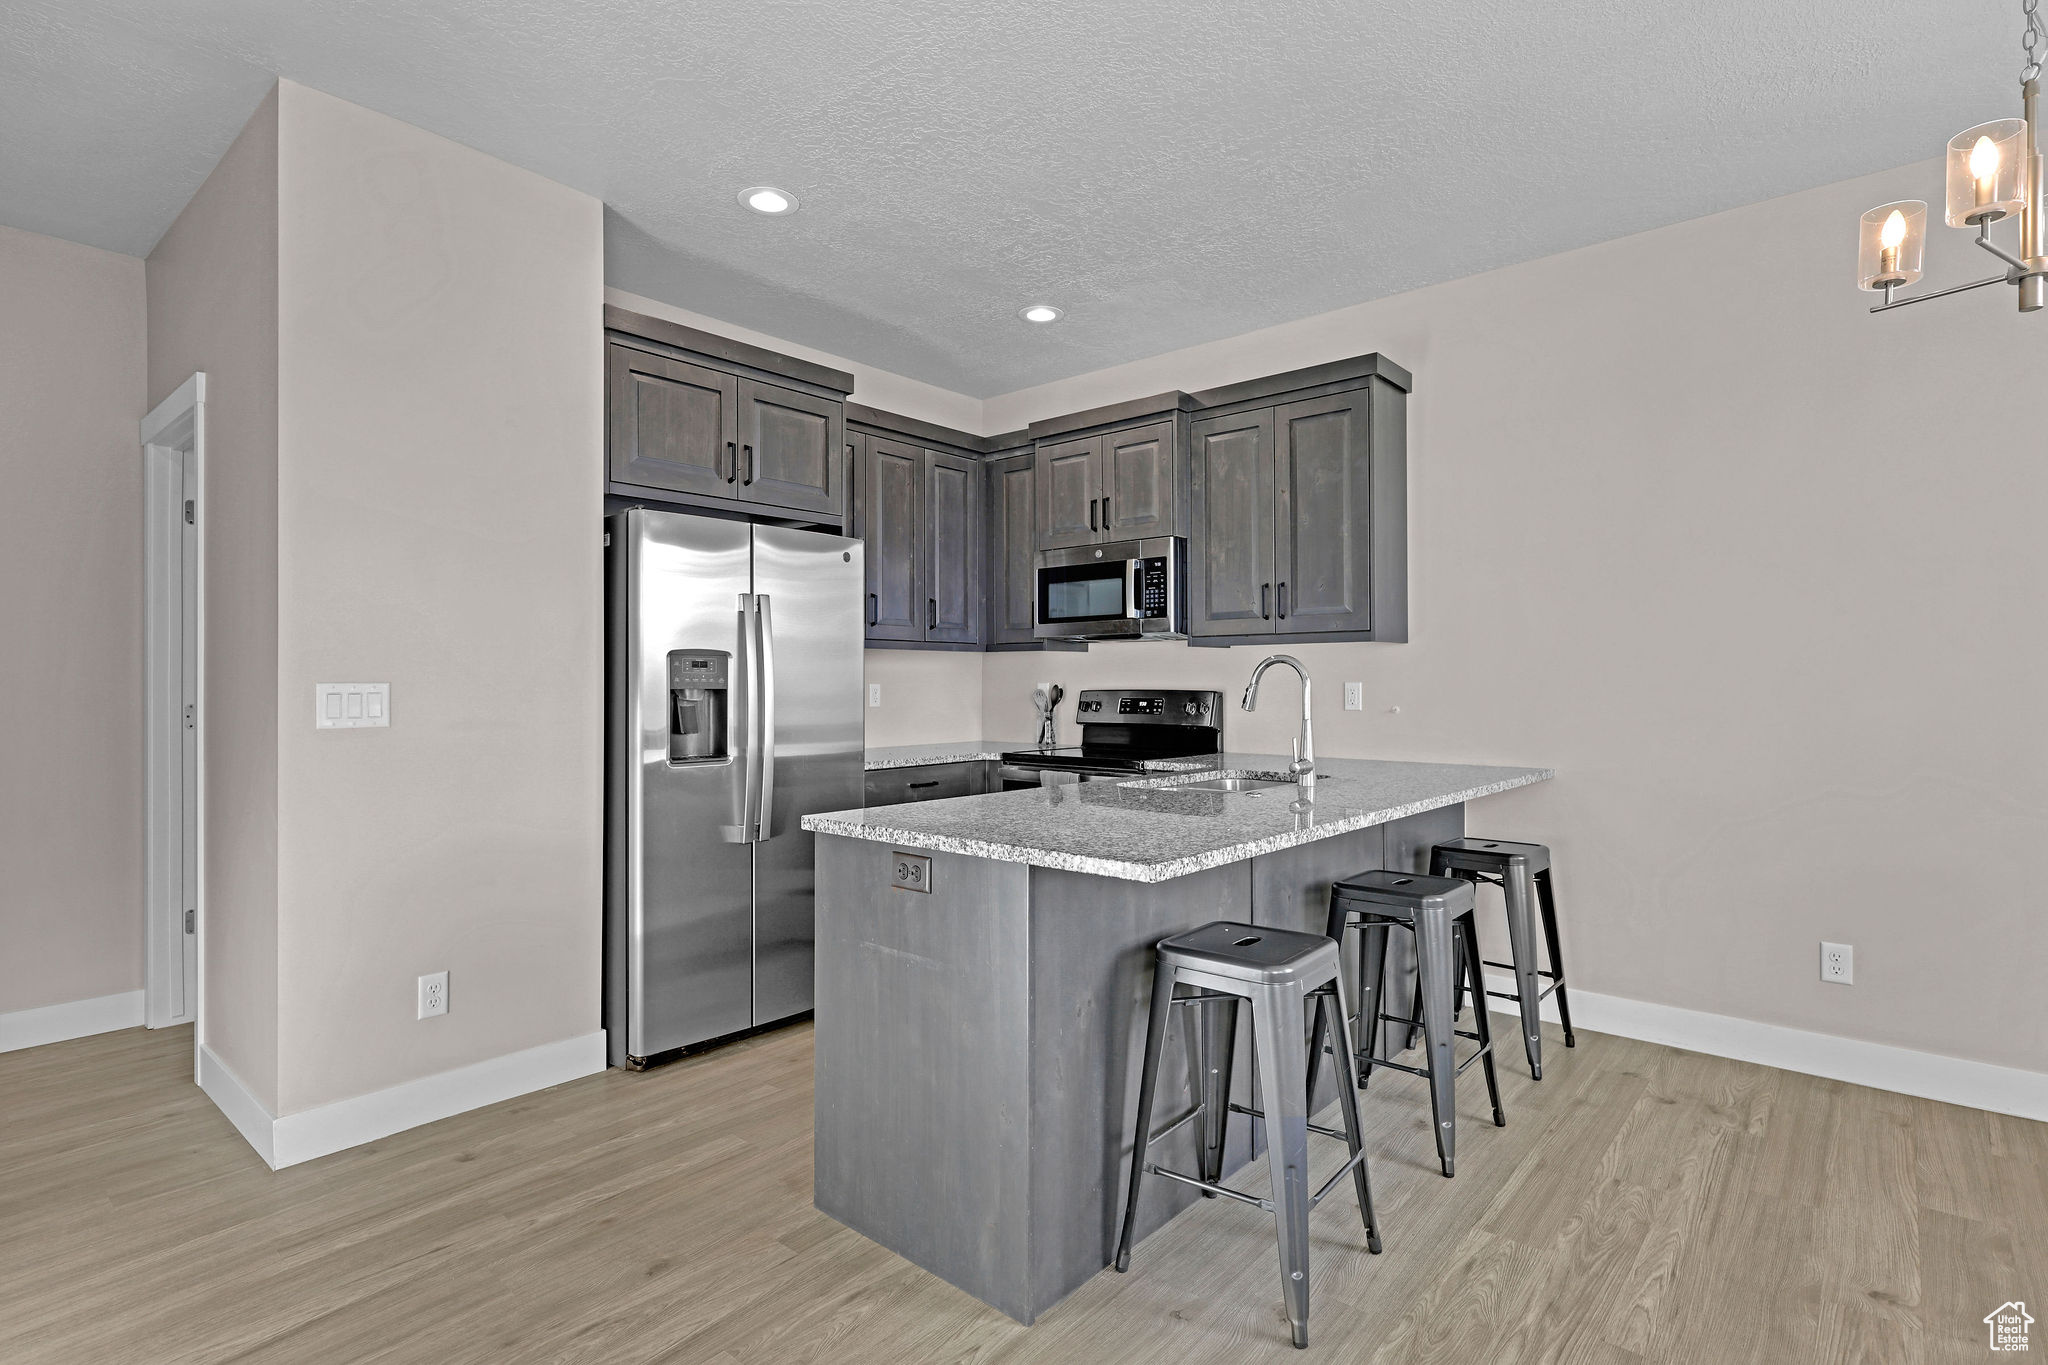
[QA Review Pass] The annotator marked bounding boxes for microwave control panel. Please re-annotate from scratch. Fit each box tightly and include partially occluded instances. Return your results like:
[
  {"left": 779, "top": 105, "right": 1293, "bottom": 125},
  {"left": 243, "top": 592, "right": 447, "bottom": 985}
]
[{"left": 1136, "top": 556, "right": 1170, "bottom": 618}]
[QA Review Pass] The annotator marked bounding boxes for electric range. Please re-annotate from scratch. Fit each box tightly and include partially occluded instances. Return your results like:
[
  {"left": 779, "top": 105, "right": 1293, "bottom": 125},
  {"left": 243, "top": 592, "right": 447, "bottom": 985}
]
[{"left": 997, "top": 688, "right": 1224, "bottom": 789}]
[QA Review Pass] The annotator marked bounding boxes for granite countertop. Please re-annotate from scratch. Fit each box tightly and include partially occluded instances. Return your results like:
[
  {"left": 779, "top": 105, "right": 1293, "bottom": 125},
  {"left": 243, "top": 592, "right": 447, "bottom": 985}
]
[
  {"left": 864, "top": 740, "right": 1041, "bottom": 771},
  {"left": 806, "top": 754, "right": 1553, "bottom": 882}
]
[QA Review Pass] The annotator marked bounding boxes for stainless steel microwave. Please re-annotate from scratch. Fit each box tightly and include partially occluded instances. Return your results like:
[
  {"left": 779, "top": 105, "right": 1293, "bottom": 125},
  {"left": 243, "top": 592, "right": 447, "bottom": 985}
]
[{"left": 1033, "top": 536, "right": 1187, "bottom": 641}]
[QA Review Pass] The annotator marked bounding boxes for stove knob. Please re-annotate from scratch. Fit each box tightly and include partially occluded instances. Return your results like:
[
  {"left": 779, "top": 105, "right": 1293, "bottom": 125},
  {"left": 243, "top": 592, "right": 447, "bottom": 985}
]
[{"left": 1184, "top": 699, "right": 1200, "bottom": 717}]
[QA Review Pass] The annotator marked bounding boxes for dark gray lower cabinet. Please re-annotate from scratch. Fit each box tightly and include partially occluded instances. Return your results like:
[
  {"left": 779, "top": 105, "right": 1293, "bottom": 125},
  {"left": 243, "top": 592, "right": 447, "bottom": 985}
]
[
  {"left": 986, "top": 452, "right": 1039, "bottom": 646},
  {"left": 864, "top": 761, "right": 990, "bottom": 806}
]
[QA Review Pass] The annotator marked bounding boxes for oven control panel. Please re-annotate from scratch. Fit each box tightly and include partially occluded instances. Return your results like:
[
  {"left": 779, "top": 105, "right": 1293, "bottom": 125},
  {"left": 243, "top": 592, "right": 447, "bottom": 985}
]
[{"left": 1073, "top": 689, "right": 1221, "bottom": 727}]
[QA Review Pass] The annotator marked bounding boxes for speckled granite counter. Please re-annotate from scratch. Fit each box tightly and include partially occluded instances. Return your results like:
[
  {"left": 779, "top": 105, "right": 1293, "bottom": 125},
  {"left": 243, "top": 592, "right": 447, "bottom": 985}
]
[
  {"left": 862, "top": 740, "right": 1040, "bottom": 771},
  {"left": 808, "top": 755, "right": 1552, "bottom": 882}
]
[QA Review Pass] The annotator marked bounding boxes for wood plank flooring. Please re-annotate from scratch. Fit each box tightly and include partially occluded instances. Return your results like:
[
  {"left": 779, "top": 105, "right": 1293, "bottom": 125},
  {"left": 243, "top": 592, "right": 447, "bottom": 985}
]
[{"left": 1, "top": 1019, "right": 2040, "bottom": 1363}]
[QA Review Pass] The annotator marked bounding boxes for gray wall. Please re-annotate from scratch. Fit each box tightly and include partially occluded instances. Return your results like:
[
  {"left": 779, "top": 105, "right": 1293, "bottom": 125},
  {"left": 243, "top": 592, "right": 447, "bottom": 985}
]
[
  {"left": 145, "top": 85, "right": 282, "bottom": 1107},
  {"left": 271, "top": 83, "right": 605, "bottom": 1116},
  {"left": 975, "top": 158, "right": 2048, "bottom": 1077},
  {"left": 0, "top": 223, "right": 147, "bottom": 1019}
]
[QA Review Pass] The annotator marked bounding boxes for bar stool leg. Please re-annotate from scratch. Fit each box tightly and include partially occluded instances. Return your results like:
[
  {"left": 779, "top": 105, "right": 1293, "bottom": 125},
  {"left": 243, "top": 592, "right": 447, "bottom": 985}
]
[
  {"left": 1536, "top": 868, "right": 1576, "bottom": 1047},
  {"left": 1251, "top": 982, "right": 1315, "bottom": 1348},
  {"left": 1356, "top": 919, "right": 1390, "bottom": 1089},
  {"left": 1412, "top": 905, "right": 1460, "bottom": 1178},
  {"left": 1115, "top": 963, "right": 1179, "bottom": 1273},
  {"left": 1499, "top": 860, "right": 1546, "bottom": 1080},
  {"left": 1197, "top": 996, "right": 1240, "bottom": 1187},
  {"left": 1321, "top": 973, "right": 1382, "bottom": 1254},
  {"left": 1458, "top": 914, "right": 1506, "bottom": 1128}
]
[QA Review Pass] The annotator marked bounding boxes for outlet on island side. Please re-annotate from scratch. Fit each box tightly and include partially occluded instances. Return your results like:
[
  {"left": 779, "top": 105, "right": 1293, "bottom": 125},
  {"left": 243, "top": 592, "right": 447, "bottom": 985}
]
[
  {"left": 419, "top": 970, "right": 449, "bottom": 1018},
  {"left": 1819, "top": 942, "right": 1853, "bottom": 985}
]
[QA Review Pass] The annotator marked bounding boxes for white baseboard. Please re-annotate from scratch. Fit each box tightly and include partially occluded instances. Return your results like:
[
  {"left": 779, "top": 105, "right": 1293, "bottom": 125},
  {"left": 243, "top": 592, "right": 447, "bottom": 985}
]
[
  {"left": 198, "top": 1044, "right": 278, "bottom": 1166},
  {"left": 0, "top": 990, "right": 145, "bottom": 1053},
  {"left": 1481, "top": 972, "right": 2048, "bottom": 1123},
  {"left": 199, "top": 1031, "right": 607, "bottom": 1170}
]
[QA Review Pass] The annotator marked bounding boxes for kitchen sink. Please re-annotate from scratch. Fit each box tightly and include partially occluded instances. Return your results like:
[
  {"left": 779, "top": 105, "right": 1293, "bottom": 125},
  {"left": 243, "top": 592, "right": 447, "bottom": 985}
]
[{"left": 1177, "top": 776, "right": 1293, "bottom": 793}]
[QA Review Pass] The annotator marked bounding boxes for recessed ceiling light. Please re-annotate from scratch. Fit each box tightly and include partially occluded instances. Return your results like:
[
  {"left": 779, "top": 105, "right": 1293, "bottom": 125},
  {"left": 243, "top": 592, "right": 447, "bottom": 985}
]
[
  {"left": 740, "top": 186, "right": 797, "bottom": 215},
  {"left": 1019, "top": 305, "right": 1063, "bottom": 323}
]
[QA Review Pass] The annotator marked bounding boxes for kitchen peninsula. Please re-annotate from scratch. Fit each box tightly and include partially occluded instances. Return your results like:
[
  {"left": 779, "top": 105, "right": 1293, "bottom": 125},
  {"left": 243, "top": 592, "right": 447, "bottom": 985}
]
[{"left": 800, "top": 755, "right": 1551, "bottom": 1323}]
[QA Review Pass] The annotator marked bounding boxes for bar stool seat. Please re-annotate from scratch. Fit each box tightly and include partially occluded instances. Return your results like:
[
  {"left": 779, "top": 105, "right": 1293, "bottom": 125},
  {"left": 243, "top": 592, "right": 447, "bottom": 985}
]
[
  {"left": 1115, "top": 921, "right": 1381, "bottom": 1349},
  {"left": 1429, "top": 838, "right": 1576, "bottom": 1080},
  {"left": 1325, "top": 871, "right": 1504, "bottom": 1178}
]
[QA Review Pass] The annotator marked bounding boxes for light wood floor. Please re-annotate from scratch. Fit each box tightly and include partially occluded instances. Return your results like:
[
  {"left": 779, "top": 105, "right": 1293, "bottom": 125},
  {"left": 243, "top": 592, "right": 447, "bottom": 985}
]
[{"left": 2, "top": 1019, "right": 2041, "bottom": 1364}]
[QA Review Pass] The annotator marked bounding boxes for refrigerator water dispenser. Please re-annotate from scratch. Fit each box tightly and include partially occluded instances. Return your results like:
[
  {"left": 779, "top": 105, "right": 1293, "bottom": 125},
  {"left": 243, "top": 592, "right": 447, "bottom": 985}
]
[{"left": 667, "top": 650, "right": 730, "bottom": 763}]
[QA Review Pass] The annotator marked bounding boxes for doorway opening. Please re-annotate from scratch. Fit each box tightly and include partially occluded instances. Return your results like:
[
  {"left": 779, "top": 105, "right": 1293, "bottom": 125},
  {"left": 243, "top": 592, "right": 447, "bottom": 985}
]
[{"left": 141, "top": 374, "right": 205, "bottom": 1048}]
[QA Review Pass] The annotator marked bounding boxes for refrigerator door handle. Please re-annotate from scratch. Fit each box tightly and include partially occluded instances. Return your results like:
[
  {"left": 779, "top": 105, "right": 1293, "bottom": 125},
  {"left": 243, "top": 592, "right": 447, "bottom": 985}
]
[
  {"left": 722, "top": 592, "right": 760, "bottom": 843},
  {"left": 753, "top": 593, "right": 776, "bottom": 841}
]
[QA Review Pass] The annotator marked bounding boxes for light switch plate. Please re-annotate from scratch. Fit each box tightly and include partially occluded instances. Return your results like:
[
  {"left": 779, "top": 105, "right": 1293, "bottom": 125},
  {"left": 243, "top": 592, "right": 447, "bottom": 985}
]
[
  {"left": 316, "top": 682, "right": 390, "bottom": 729},
  {"left": 890, "top": 851, "right": 932, "bottom": 893}
]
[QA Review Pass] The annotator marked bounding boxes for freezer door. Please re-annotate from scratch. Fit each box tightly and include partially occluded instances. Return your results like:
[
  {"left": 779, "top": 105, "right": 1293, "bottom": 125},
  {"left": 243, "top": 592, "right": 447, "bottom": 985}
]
[
  {"left": 750, "top": 525, "right": 866, "bottom": 1025},
  {"left": 622, "top": 510, "right": 757, "bottom": 1059}
]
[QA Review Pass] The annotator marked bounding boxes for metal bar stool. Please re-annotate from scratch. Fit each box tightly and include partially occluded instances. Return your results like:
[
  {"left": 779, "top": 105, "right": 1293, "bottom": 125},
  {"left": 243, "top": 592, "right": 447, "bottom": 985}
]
[
  {"left": 1114, "top": 920, "right": 1381, "bottom": 1350},
  {"left": 1325, "top": 871, "right": 1503, "bottom": 1178},
  {"left": 1429, "top": 838, "right": 1576, "bottom": 1080}
]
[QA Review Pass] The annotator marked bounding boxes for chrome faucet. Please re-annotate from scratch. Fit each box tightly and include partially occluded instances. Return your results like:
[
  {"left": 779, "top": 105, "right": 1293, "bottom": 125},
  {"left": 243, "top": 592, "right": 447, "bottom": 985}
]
[{"left": 1242, "top": 654, "right": 1314, "bottom": 792}]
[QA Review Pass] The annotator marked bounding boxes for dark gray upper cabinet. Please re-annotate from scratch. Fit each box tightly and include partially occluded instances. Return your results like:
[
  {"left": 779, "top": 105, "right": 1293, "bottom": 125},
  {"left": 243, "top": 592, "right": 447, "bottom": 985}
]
[
  {"left": 1273, "top": 393, "right": 1371, "bottom": 635},
  {"left": 604, "top": 307, "right": 854, "bottom": 523},
  {"left": 920, "top": 451, "right": 984, "bottom": 645},
  {"left": 1102, "top": 420, "right": 1179, "bottom": 540},
  {"left": 1189, "top": 409, "right": 1277, "bottom": 637},
  {"left": 608, "top": 344, "right": 738, "bottom": 498},
  {"left": 1185, "top": 358, "right": 1409, "bottom": 645},
  {"left": 737, "top": 379, "right": 843, "bottom": 517},
  {"left": 986, "top": 452, "right": 1039, "bottom": 646},
  {"left": 859, "top": 434, "right": 923, "bottom": 642},
  {"left": 1035, "top": 435, "right": 1102, "bottom": 549}
]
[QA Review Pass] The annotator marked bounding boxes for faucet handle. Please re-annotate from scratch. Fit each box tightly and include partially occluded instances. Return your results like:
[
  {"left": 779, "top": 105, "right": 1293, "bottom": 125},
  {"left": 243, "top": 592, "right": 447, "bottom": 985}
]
[{"left": 1291, "top": 737, "right": 1301, "bottom": 764}]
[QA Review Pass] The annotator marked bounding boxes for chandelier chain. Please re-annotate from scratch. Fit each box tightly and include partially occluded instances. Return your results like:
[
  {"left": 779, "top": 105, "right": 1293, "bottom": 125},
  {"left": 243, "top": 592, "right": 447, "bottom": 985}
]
[{"left": 2026, "top": 0, "right": 2044, "bottom": 85}]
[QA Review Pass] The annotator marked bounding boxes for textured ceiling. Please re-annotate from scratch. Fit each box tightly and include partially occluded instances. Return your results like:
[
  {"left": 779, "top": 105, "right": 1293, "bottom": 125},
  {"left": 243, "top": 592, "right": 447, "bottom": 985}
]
[{"left": 0, "top": 0, "right": 2022, "bottom": 395}]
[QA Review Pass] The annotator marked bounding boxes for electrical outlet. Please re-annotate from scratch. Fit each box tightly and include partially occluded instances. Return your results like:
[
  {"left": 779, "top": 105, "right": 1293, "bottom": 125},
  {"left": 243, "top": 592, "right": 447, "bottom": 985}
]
[
  {"left": 890, "top": 852, "right": 932, "bottom": 894},
  {"left": 1820, "top": 942, "right": 1853, "bottom": 984},
  {"left": 1344, "top": 682, "right": 1363, "bottom": 711},
  {"left": 868, "top": 683, "right": 881, "bottom": 708},
  {"left": 418, "top": 971, "right": 448, "bottom": 1018}
]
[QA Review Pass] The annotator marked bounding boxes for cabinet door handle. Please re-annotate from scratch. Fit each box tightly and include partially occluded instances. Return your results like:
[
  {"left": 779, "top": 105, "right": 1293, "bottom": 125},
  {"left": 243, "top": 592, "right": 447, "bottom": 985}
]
[
  {"left": 742, "top": 444, "right": 755, "bottom": 485},
  {"left": 725, "top": 441, "right": 738, "bottom": 483},
  {"left": 1101, "top": 495, "right": 1110, "bottom": 527},
  {"left": 927, "top": 598, "right": 938, "bottom": 630},
  {"left": 1088, "top": 498, "right": 1098, "bottom": 532},
  {"left": 868, "top": 592, "right": 878, "bottom": 627},
  {"left": 1277, "top": 581, "right": 1288, "bottom": 619},
  {"left": 1261, "top": 582, "right": 1272, "bottom": 620},
  {"left": 906, "top": 780, "right": 940, "bottom": 791}
]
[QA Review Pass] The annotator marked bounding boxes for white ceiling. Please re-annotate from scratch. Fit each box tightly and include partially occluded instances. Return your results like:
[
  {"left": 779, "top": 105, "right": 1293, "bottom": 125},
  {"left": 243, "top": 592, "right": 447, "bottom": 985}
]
[{"left": 0, "top": 0, "right": 2022, "bottom": 396}]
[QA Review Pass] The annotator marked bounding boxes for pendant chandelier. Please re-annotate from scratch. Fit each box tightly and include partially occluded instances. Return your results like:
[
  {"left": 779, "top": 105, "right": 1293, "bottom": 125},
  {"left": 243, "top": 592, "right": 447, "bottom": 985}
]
[{"left": 1858, "top": 0, "right": 2048, "bottom": 313}]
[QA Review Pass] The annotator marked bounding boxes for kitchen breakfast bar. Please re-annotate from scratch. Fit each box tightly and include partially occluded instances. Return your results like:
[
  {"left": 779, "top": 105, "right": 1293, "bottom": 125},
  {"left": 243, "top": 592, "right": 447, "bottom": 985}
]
[{"left": 800, "top": 756, "right": 1552, "bottom": 1324}]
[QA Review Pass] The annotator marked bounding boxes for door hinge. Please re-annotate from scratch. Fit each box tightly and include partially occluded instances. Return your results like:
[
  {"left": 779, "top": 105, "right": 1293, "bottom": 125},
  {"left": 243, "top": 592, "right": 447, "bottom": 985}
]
[
  {"left": 184, "top": 908, "right": 196, "bottom": 934},
  {"left": 184, "top": 499, "right": 195, "bottom": 525},
  {"left": 184, "top": 703, "right": 196, "bottom": 729}
]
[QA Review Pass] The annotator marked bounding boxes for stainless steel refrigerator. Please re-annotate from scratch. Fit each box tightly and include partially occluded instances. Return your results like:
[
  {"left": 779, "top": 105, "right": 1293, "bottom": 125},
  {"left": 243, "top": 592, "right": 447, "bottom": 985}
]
[{"left": 605, "top": 509, "right": 864, "bottom": 1067}]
